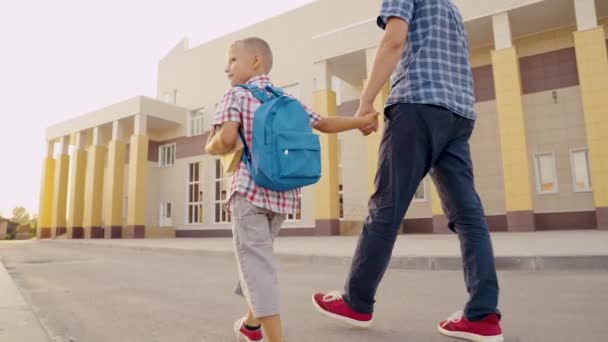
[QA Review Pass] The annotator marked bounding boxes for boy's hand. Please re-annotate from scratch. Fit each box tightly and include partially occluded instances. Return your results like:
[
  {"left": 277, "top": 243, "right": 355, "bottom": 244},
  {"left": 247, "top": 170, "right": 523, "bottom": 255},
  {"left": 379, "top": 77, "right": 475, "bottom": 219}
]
[
  {"left": 355, "top": 101, "right": 379, "bottom": 136},
  {"left": 357, "top": 111, "right": 380, "bottom": 133}
]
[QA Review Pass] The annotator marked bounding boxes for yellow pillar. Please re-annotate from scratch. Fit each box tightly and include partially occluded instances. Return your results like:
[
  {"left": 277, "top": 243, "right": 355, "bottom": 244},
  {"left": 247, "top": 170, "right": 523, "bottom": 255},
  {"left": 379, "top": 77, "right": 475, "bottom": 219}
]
[
  {"left": 491, "top": 13, "right": 535, "bottom": 232},
  {"left": 51, "top": 136, "right": 70, "bottom": 238},
  {"left": 83, "top": 127, "right": 106, "bottom": 238},
  {"left": 67, "top": 132, "right": 87, "bottom": 239},
  {"left": 312, "top": 61, "right": 340, "bottom": 235},
  {"left": 573, "top": 26, "right": 608, "bottom": 229},
  {"left": 104, "top": 121, "right": 126, "bottom": 238},
  {"left": 37, "top": 141, "right": 55, "bottom": 239},
  {"left": 126, "top": 114, "right": 149, "bottom": 238}
]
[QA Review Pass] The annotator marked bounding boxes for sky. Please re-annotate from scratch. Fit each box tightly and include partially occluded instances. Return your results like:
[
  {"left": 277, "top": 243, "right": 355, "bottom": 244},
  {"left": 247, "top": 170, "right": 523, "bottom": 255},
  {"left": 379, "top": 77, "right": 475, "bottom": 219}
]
[{"left": 0, "top": 0, "right": 316, "bottom": 217}]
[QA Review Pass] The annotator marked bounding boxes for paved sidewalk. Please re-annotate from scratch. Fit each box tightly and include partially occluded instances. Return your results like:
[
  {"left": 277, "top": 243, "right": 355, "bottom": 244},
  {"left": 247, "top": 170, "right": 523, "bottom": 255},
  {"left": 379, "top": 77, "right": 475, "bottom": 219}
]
[
  {"left": 47, "top": 230, "right": 608, "bottom": 271},
  {"left": 0, "top": 257, "right": 51, "bottom": 342}
]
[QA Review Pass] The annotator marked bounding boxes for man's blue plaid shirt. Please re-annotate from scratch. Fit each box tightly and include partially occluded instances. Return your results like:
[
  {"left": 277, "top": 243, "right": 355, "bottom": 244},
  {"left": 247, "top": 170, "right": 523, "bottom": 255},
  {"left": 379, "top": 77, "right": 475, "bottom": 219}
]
[{"left": 378, "top": 0, "right": 476, "bottom": 120}]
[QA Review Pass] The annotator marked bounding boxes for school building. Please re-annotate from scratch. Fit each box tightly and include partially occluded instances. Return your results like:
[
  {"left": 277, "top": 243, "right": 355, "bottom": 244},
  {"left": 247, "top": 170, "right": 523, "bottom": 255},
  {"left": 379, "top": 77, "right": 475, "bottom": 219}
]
[{"left": 38, "top": 0, "right": 608, "bottom": 239}]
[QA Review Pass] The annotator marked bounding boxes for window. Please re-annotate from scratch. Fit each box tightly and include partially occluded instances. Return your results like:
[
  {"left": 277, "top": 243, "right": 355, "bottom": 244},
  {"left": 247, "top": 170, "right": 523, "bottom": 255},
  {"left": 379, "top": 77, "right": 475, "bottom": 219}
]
[
  {"left": 413, "top": 180, "right": 426, "bottom": 202},
  {"left": 160, "top": 202, "right": 172, "bottom": 226},
  {"left": 158, "top": 144, "right": 176, "bottom": 166},
  {"left": 189, "top": 109, "right": 205, "bottom": 137},
  {"left": 338, "top": 138, "right": 344, "bottom": 219},
  {"left": 571, "top": 149, "right": 591, "bottom": 192},
  {"left": 286, "top": 194, "right": 302, "bottom": 221},
  {"left": 534, "top": 153, "right": 558, "bottom": 194},
  {"left": 214, "top": 159, "right": 231, "bottom": 223},
  {"left": 187, "top": 163, "right": 203, "bottom": 224},
  {"left": 161, "top": 89, "right": 178, "bottom": 104}
]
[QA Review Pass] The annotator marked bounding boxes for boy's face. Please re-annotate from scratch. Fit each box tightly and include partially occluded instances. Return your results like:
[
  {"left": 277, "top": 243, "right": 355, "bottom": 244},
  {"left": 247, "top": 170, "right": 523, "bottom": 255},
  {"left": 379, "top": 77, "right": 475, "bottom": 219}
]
[{"left": 225, "top": 43, "right": 257, "bottom": 86}]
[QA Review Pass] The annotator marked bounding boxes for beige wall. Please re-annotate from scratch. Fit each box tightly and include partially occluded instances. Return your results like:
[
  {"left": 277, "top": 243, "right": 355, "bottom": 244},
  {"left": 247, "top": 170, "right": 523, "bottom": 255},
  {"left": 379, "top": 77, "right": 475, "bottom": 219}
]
[
  {"left": 515, "top": 25, "right": 576, "bottom": 58},
  {"left": 471, "top": 100, "right": 507, "bottom": 216},
  {"left": 523, "top": 86, "right": 595, "bottom": 213},
  {"left": 339, "top": 131, "right": 368, "bottom": 221}
]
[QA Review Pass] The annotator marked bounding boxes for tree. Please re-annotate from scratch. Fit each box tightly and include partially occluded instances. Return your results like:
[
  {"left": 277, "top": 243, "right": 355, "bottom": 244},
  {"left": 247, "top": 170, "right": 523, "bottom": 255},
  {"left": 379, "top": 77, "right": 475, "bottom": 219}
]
[
  {"left": 10, "top": 207, "right": 31, "bottom": 225},
  {"left": 30, "top": 215, "right": 38, "bottom": 229}
]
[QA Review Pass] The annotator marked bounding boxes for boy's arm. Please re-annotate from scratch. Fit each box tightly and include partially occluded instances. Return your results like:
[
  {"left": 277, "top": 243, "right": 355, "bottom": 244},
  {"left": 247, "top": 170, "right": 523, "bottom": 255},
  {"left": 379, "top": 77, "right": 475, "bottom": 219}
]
[
  {"left": 205, "top": 89, "right": 243, "bottom": 155},
  {"left": 205, "top": 122, "right": 240, "bottom": 155},
  {"left": 315, "top": 114, "right": 379, "bottom": 134},
  {"left": 294, "top": 98, "right": 379, "bottom": 134}
]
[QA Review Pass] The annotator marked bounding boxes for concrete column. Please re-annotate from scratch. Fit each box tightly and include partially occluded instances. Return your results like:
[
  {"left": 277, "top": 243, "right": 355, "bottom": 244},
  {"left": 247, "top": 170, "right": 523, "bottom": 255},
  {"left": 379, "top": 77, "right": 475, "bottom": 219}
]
[
  {"left": 126, "top": 114, "right": 149, "bottom": 238},
  {"left": 573, "top": 0, "right": 608, "bottom": 229},
  {"left": 312, "top": 61, "right": 340, "bottom": 236},
  {"left": 67, "top": 132, "right": 87, "bottom": 239},
  {"left": 491, "top": 12, "right": 535, "bottom": 231},
  {"left": 51, "top": 136, "right": 70, "bottom": 237},
  {"left": 83, "top": 127, "right": 107, "bottom": 238},
  {"left": 37, "top": 141, "right": 56, "bottom": 239},
  {"left": 103, "top": 120, "right": 126, "bottom": 238},
  {"left": 574, "top": 0, "right": 598, "bottom": 31}
]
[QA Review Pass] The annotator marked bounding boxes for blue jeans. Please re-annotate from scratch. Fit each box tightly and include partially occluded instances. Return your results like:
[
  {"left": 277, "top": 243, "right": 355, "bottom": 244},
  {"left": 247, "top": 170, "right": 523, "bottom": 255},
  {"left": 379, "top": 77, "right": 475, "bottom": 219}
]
[{"left": 344, "top": 103, "right": 500, "bottom": 321}]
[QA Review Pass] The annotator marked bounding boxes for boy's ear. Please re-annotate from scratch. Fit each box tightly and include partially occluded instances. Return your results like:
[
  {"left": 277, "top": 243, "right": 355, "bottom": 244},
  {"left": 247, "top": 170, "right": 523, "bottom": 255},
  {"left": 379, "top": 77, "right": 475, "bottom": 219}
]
[{"left": 252, "top": 54, "right": 263, "bottom": 71}]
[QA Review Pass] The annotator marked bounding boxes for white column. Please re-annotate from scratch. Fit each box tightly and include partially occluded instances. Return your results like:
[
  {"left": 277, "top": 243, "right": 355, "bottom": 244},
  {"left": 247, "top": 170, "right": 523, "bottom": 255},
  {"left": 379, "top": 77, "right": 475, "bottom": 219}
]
[
  {"left": 492, "top": 12, "right": 512, "bottom": 50},
  {"left": 312, "top": 60, "right": 332, "bottom": 92},
  {"left": 112, "top": 120, "right": 125, "bottom": 140},
  {"left": 134, "top": 114, "right": 148, "bottom": 135},
  {"left": 574, "top": 0, "right": 598, "bottom": 31}
]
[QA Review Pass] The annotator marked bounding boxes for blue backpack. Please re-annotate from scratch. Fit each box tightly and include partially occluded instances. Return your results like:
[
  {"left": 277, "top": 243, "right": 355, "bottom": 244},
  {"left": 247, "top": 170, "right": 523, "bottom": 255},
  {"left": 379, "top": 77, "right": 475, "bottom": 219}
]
[{"left": 237, "top": 84, "right": 321, "bottom": 192}]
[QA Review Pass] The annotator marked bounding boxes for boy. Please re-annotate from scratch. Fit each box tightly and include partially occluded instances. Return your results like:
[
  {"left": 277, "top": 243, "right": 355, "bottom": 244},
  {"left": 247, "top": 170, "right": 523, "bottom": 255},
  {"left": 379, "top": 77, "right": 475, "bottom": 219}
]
[{"left": 205, "top": 37, "right": 378, "bottom": 342}]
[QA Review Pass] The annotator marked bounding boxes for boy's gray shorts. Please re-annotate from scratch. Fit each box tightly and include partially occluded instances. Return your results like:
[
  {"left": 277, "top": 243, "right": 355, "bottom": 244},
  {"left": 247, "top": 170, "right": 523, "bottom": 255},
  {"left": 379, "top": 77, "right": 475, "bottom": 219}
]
[{"left": 231, "top": 195, "right": 285, "bottom": 317}]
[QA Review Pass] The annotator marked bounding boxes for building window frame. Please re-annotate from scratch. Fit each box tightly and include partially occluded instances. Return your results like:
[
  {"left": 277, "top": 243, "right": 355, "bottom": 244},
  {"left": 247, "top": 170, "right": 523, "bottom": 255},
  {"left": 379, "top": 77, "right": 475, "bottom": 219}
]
[
  {"left": 159, "top": 202, "right": 172, "bottom": 226},
  {"left": 570, "top": 148, "right": 592, "bottom": 193},
  {"left": 533, "top": 152, "right": 559, "bottom": 195},
  {"left": 214, "top": 158, "right": 231, "bottom": 224},
  {"left": 158, "top": 143, "right": 176, "bottom": 167},
  {"left": 186, "top": 162, "right": 203, "bottom": 225},
  {"left": 286, "top": 194, "right": 302, "bottom": 222},
  {"left": 189, "top": 108, "right": 205, "bottom": 137}
]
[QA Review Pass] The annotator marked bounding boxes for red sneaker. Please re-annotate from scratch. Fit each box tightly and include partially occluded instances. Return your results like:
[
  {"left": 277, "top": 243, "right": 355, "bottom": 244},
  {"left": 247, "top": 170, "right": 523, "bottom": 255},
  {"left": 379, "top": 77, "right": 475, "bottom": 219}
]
[
  {"left": 234, "top": 317, "right": 264, "bottom": 342},
  {"left": 438, "top": 311, "right": 504, "bottom": 342},
  {"left": 312, "top": 291, "right": 373, "bottom": 328}
]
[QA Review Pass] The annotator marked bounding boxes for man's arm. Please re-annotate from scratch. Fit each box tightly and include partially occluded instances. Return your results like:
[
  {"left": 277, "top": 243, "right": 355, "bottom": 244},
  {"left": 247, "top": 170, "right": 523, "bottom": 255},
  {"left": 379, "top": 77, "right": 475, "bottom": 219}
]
[
  {"left": 205, "top": 122, "right": 240, "bottom": 155},
  {"left": 357, "top": 17, "right": 409, "bottom": 135},
  {"left": 361, "top": 17, "right": 409, "bottom": 106}
]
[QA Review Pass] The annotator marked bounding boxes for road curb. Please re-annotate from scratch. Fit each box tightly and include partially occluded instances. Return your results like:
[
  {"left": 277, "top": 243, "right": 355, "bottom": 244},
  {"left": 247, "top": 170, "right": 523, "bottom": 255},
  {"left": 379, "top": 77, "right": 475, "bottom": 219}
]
[{"left": 45, "top": 240, "right": 608, "bottom": 271}]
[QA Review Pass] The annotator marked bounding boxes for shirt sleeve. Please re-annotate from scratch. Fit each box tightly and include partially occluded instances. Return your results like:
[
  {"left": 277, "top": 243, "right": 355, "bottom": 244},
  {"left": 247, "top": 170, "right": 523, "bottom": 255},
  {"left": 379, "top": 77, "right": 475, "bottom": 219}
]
[
  {"left": 377, "top": 0, "right": 415, "bottom": 29},
  {"left": 213, "top": 88, "right": 243, "bottom": 126},
  {"left": 302, "top": 102, "right": 322, "bottom": 128}
]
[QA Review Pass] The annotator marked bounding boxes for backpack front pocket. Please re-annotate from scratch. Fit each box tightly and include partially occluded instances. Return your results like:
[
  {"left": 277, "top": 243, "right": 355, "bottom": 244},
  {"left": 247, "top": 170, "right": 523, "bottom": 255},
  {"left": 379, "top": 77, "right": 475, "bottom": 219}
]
[{"left": 276, "top": 133, "right": 321, "bottom": 179}]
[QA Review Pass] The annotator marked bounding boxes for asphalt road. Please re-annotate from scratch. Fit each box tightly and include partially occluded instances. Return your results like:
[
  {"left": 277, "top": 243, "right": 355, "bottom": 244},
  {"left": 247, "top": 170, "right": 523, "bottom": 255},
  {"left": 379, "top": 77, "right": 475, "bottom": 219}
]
[{"left": 1, "top": 241, "right": 607, "bottom": 342}]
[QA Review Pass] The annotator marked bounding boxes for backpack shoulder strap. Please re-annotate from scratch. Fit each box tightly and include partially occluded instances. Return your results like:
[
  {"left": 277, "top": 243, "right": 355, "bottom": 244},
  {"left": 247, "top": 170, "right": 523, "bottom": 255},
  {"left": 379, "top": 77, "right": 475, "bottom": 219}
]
[{"left": 236, "top": 84, "right": 270, "bottom": 103}]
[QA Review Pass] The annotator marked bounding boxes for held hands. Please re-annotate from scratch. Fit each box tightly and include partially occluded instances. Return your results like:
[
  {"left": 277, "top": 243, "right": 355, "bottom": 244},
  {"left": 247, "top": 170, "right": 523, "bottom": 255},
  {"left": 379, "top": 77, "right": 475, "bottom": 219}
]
[{"left": 355, "top": 101, "right": 380, "bottom": 136}]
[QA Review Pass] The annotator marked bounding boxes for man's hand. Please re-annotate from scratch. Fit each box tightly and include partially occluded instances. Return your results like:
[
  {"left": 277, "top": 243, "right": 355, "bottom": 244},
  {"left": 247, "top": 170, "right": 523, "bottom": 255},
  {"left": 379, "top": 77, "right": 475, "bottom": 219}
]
[{"left": 355, "top": 101, "right": 378, "bottom": 136}]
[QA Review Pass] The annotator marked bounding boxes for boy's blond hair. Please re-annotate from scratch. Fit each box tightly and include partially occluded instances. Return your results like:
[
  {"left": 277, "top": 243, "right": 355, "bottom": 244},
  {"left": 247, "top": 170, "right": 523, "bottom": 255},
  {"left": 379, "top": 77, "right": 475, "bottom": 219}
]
[{"left": 233, "top": 37, "right": 273, "bottom": 74}]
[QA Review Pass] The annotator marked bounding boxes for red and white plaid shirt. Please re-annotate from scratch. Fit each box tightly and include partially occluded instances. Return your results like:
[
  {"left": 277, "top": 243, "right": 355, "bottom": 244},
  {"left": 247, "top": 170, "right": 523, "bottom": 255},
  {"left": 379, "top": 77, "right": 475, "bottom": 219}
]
[{"left": 213, "top": 75, "right": 322, "bottom": 214}]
